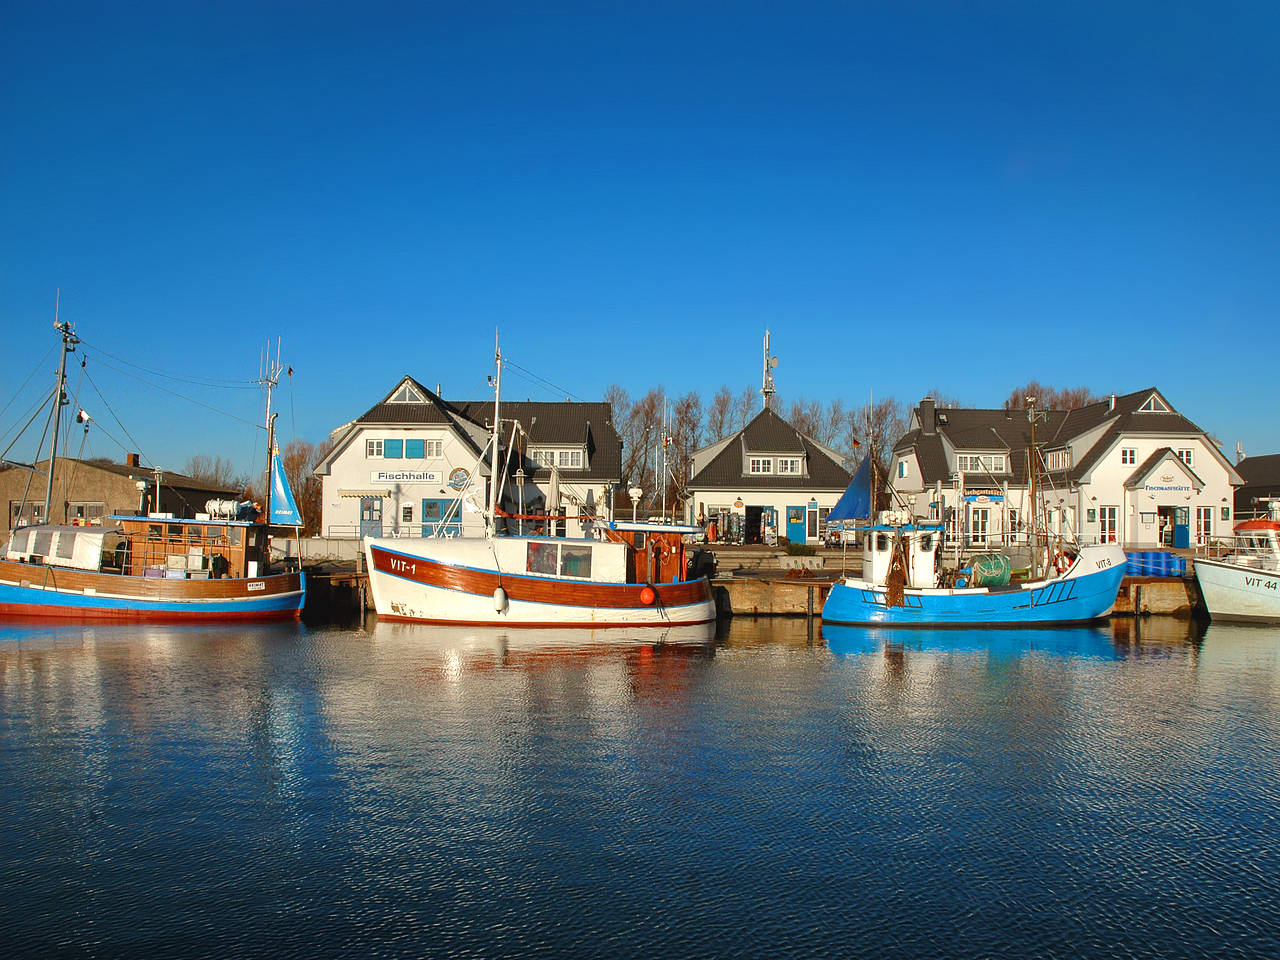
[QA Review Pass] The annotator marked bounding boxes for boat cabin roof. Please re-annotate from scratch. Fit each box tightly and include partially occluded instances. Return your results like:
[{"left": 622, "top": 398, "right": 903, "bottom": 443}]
[
  {"left": 108, "top": 515, "right": 260, "bottom": 528},
  {"left": 606, "top": 520, "right": 702, "bottom": 535}
]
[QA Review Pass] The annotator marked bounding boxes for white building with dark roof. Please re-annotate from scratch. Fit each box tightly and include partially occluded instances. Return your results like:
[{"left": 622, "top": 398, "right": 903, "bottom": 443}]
[
  {"left": 685, "top": 408, "right": 852, "bottom": 545},
  {"left": 315, "top": 376, "right": 623, "bottom": 539},
  {"left": 892, "top": 388, "right": 1242, "bottom": 550}
]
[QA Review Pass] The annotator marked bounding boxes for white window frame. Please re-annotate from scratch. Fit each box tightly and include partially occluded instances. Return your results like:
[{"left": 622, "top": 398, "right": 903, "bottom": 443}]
[
  {"left": 365, "top": 438, "right": 383, "bottom": 458},
  {"left": 1121, "top": 448, "right": 1136, "bottom": 465},
  {"left": 777, "top": 457, "right": 802, "bottom": 475},
  {"left": 1177, "top": 448, "right": 1194, "bottom": 467},
  {"left": 425, "top": 439, "right": 443, "bottom": 458},
  {"left": 558, "top": 450, "right": 583, "bottom": 469},
  {"left": 749, "top": 457, "right": 773, "bottom": 475},
  {"left": 401, "top": 504, "right": 413, "bottom": 524}
]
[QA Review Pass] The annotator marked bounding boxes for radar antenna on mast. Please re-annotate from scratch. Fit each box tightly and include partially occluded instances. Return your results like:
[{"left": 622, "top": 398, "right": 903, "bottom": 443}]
[{"left": 761, "top": 329, "right": 779, "bottom": 410}]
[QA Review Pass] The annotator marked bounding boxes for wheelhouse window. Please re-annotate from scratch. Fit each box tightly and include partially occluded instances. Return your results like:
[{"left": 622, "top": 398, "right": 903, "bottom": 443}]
[
  {"left": 526, "top": 542, "right": 558, "bottom": 575},
  {"left": 560, "top": 545, "right": 592, "bottom": 578},
  {"left": 749, "top": 457, "right": 773, "bottom": 474},
  {"left": 401, "top": 504, "right": 413, "bottom": 524}
]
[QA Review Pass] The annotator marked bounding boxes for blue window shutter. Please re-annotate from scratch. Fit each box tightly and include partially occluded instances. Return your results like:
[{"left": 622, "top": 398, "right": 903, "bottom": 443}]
[
  {"left": 405, "top": 438, "right": 424, "bottom": 458},
  {"left": 384, "top": 439, "right": 403, "bottom": 458}
]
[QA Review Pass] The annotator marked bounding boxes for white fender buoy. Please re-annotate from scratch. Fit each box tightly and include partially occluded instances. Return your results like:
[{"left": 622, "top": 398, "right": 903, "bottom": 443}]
[{"left": 493, "top": 586, "right": 508, "bottom": 612}]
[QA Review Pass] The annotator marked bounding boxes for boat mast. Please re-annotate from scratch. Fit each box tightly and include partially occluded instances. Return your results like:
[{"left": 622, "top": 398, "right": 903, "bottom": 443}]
[
  {"left": 487, "top": 335, "right": 503, "bottom": 536},
  {"left": 1027, "top": 395, "right": 1038, "bottom": 579},
  {"left": 258, "top": 339, "right": 283, "bottom": 526},
  {"left": 43, "top": 309, "right": 79, "bottom": 524}
]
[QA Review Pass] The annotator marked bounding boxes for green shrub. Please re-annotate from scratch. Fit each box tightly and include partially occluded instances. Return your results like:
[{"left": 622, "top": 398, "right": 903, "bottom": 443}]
[{"left": 785, "top": 542, "right": 817, "bottom": 556}]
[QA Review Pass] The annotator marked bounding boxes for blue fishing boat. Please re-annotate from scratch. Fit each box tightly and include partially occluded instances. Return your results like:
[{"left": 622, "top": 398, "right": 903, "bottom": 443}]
[{"left": 821, "top": 511, "right": 1127, "bottom": 627}]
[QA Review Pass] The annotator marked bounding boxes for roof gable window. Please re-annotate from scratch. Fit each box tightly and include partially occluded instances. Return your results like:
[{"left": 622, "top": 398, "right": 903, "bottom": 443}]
[
  {"left": 777, "top": 457, "right": 803, "bottom": 475},
  {"left": 1139, "top": 394, "right": 1170, "bottom": 413},
  {"left": 749, "top": 457, "right": 773, "bottom": 475},
  {"left": 390, "top": 383, "right": 427, "bottom": 403}
]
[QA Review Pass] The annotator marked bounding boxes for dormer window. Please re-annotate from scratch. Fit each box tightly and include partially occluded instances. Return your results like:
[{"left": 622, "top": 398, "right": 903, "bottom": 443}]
[
  {"left": 1045, "top": 449, "right": 1072, "bottom": 470},
  {"left": 1139, "top": 394, "right": 1170, "bottom": 413},
  {"left": 529, "top": 447, "right": 585, "bottom": 470},
  {"left": 955, "top": 454, "right": 1006, "bottom": 473},
  {"left": 749, "top": 457, "right": 773, "bottom": 474},
  {"left": 390, "top": 383, "right": 427, "bottom": 403},
  {"left": 777, "top": 457, "right": 802, "bottom": 475}
]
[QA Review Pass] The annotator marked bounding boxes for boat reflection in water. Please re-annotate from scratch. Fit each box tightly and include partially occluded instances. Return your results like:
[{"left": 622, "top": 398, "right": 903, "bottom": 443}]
[
  {"left": 822, "top": 622, "right": 1123, "bottom": 660},
  {"left": 367, "top": 618, "right": 719, "bottom": 665}
]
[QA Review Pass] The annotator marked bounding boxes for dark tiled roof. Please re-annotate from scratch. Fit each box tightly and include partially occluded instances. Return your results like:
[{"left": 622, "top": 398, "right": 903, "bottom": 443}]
[
  {"left": 900, "top": 386, "right": 1214, "bottom": 489},
  {"left": 1236, "top": 454, "right": 1280, "bottom": 486},
  {"left": 688, "top": 413, "right": 852, "bottom": 491},
  {"left": 355, "top": 376, "right": 466, "bottom": 426},
  {"left": 26, "top": 458, "right": 240, "bottom": 495},
  {"left": 337, "top": 378, "right": 623, "bottom": 483},
  {"left": 740, "top": 408, "right": 807, "bottom": 453}
]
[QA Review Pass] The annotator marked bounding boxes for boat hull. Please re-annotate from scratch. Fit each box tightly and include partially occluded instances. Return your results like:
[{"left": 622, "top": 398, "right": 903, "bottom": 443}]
[
  {"left": 0, "top": 560, "right": 305, "bottom": 622},
  {"left": 1193, "top": 557, "right": 1280, "bottom": 622},
  {"left": 821, "top": 544, "right": 1127, "bottom": 627},
  {"left": 365, "top": 541, "right": 716, "bottom": 628}
]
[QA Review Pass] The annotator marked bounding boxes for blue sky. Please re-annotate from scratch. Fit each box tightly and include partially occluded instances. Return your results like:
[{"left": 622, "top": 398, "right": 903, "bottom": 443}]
[{"left": 3, "top": 1, "right": 1277, "bottom": 476}]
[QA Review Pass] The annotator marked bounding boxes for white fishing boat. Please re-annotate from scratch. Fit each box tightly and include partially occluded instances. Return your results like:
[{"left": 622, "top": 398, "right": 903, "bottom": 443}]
[
  {"left": 363, "top": 342, "right": 716, "bottom": 629},
  {"left": 1193, "top": 506, "right": 1280, "bottom": 622}
]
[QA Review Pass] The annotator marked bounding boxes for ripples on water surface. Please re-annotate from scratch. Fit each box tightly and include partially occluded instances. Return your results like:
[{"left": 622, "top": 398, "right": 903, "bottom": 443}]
[{"left": 2, "top": 616, "right": 1279, "bottom": 958}]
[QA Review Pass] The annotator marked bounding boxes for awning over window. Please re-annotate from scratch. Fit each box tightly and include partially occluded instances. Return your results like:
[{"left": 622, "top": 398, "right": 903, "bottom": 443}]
[{"left": 338, "top": 488, "right": 393, "bottom": 498}]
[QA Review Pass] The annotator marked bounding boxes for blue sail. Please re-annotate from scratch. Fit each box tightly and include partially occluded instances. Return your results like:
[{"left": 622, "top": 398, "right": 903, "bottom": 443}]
[
  {"left": 270, "top": 452, "right": 303, "bottom": 527},
  {"left": 828, "top": 456, "right": 872, "bottom": 521}
]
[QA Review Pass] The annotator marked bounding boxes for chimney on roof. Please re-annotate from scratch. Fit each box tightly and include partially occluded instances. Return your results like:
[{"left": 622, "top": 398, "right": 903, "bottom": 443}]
[
  {"left": 1108, "top": 394, "right": 1116, "bottom": 411},
  {"left": 127, "top": 453, "right": 140, "bottom": 468},
  {"left": 920, "top": 397, "right": 937, "bottom": 435}
]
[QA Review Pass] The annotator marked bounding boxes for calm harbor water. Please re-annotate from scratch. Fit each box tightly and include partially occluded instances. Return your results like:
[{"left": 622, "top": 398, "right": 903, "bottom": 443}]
[{"left": 2, "top": 615, "right": 1279, "bottom": 959}]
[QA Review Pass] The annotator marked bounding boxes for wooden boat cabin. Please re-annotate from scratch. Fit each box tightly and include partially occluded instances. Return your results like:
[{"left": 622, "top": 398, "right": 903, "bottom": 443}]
[{"left": 5, "top": 514, "right": 271, "bottom": 581}]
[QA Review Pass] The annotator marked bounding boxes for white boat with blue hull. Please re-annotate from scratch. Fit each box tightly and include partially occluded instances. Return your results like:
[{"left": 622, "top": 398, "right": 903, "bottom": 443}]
[{"left": 821, "top": 511, "right": 1127, "bottom": 627}]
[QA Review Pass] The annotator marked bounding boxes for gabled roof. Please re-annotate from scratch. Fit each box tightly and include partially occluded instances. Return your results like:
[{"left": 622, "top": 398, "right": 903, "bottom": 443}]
[
  {"left": 688, "top": 409, "right": 851, "bottom": 491},
  {"left": 354, "top": 376, "right": 468, "bottom": 426},
  {"left": 318, "top": 378, "right": 623, "bottom": 483},
  {"left": 740, "top": 408, "right": 807, "bottom": 453},
  {"left": 897, "top": 386, "right": 1220, "bottom": 488},
  {"left": 1124, "top": 447, "right": 1205, "bottom": 491},
  {"left": 4, "top": 458, "right": 239, "bottom": 495}
]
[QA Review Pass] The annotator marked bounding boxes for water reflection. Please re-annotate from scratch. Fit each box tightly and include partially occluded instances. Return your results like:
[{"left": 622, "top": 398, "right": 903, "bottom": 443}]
[
  {"left": 822, "top": 622, "right": 1122, "bottom": 660},
  {"left": 2, "top": 616, "right": 1280, "bottom": 959}
]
